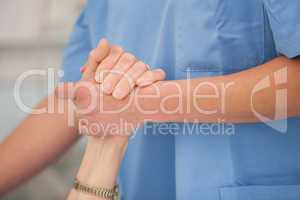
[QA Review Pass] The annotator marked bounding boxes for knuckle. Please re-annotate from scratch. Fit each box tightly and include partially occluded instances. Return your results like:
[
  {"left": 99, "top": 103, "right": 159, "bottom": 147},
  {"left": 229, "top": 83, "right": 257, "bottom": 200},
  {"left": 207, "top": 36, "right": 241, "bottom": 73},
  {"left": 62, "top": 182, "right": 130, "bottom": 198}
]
[{"left": 75, "top": 87, "right": 90, "bottom": 103}]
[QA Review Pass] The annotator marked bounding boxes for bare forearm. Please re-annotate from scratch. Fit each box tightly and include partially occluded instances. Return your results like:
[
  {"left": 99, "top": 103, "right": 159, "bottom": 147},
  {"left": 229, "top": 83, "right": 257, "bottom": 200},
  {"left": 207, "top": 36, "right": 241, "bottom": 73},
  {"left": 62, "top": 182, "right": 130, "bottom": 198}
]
[
  {"left": 0, "top": 96, "right": 78, "bottom": 195},
  {"left": 137, "top": 56, "right": 300, "bottom": 123},
  {"left": 68, "top": 136, "right": 128, "bottom": 200}
]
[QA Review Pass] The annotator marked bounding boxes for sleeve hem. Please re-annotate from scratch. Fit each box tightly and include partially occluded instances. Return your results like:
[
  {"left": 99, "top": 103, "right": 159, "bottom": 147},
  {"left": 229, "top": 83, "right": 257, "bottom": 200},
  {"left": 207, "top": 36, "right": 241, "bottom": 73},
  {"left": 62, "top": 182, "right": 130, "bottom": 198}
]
[{"left": 276, "top": 34, "right": 300, "bottom": 59}]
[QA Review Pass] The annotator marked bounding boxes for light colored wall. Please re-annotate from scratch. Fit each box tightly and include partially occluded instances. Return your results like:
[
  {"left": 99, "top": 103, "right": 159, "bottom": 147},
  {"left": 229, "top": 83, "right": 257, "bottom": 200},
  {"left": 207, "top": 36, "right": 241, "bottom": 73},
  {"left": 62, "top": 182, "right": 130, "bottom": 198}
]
[{"left": 0, "top": 1, "right": 87, "bottom": 199}]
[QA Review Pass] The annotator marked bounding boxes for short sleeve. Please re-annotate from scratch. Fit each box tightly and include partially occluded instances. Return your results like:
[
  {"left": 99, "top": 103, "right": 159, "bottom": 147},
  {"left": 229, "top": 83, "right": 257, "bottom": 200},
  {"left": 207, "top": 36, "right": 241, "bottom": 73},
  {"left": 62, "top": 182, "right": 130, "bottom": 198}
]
[
  {"left": 61, "top": 8, "right": 92, "bottom": 82},
  {"left": 262, "top": 0, "right": 300, "bottom": 58}
]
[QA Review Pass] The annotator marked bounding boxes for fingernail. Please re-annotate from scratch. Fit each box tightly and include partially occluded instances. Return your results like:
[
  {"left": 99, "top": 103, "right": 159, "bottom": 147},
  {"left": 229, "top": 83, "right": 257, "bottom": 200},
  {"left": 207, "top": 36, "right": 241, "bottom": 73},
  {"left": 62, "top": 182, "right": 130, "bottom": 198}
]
[
  {"left": 98, "top": 38, "right": 104, "bottom": 46},
  {"left": 102, "top": 83, "right": 113, "bottom": 94},
  {"left": 95, "top": 73, "right": 101, "bottom": 83},
  {"left": 113, "top": 88, "right": 126, "bottom": 99},
  {"left": 80, "top": 66, "right": 86, "bottom": 74},
  {"left": 138, "top": 80, "right": 153, "bottom": 87},
  {"left": 99, "top": 73, "right": 105, "bottom": 82}
]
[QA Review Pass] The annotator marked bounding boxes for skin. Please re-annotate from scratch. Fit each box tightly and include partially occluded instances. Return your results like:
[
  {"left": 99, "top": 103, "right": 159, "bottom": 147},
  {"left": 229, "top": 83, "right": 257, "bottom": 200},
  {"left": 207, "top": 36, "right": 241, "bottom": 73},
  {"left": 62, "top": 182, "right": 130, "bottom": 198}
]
[
  {"left": 144, "top": 56, "right": 300, "bottom": 123},
  {"left": 82, "top": 39, "right": 166, "bottom": 99},
  {"left": 1, "top": 37, "right": 299, "bottom": 198},
  {"left": 69, "top": 54, "right": 300, "bottom": 135},
  {"left": 64, "top": 43, "right": 300, "bottom": 200},
  {"left": 67, "top": 40, "right": 167, "bottom": 200},
  {"left": 67, "top": 43, "right": 132, "bottom": 200},
  {"left": 0, "top": 97, "right": 78, "bottom": 195},
  {"left": 67, "top": 137, "right": 128, "bottom": 200},
  {"left": 0, "top": 39, "right": 164, "bottom": 197}
]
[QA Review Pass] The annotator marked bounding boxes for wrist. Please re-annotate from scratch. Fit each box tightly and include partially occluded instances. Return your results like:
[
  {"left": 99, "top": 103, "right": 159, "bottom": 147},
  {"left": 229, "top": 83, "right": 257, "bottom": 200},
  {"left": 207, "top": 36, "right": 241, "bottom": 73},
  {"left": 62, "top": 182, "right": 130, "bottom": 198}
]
[
  {"left": 134, "top": 81, "right": 171, "bottom": 122},
  {"left": 82, "top": 136, "right": 128, "bottom": 188}
]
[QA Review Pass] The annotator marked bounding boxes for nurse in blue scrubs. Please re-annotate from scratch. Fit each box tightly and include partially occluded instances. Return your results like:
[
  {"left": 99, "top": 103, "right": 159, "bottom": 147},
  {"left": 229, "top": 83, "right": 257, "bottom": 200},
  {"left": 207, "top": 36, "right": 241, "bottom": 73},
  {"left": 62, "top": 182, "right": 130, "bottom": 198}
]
[{"left": 63, "top": 0, "right": 300, "bottom": 199}]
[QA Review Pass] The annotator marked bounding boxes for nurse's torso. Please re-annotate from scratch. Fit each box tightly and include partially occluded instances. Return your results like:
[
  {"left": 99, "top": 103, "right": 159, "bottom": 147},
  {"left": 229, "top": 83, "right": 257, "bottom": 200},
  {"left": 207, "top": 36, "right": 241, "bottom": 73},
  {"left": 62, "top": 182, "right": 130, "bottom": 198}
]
[{"left": 85, "top": 0, "right": 300, "bottom": 199}]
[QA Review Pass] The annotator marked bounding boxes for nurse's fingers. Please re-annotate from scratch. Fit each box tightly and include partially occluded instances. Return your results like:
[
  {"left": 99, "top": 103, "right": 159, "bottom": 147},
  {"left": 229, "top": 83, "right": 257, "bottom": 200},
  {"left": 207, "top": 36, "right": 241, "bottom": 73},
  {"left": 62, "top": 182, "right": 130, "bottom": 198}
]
[
  {"left": 136, "top": 69, "right": 166, "bottom": 87},
  {"left": 101, "top": 53, "right": 136, "bottom": 94},
  {"left": 82, "top": 38, "right": 110, "bottom": 80},
  {"left": 112, "top": 61, "right": 148, "bottom": 99},
  {"left": 94, "top": 45, "right": 124, "bottom": 83}
]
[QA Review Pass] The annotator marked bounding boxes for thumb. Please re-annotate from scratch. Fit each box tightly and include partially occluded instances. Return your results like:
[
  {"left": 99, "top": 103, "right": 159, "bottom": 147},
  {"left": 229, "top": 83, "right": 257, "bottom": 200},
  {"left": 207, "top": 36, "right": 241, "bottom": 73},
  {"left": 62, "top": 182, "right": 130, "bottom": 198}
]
[{"left": 55, "top": 82, "right": 77, "bottom": 100}]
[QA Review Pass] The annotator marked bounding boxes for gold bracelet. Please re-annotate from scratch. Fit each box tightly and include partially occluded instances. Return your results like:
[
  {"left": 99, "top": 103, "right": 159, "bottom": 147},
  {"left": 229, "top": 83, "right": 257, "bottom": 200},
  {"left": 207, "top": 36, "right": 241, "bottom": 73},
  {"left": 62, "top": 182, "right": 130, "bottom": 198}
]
[{"left": 73, "top": 178, "right": 119, "bottom": 200}]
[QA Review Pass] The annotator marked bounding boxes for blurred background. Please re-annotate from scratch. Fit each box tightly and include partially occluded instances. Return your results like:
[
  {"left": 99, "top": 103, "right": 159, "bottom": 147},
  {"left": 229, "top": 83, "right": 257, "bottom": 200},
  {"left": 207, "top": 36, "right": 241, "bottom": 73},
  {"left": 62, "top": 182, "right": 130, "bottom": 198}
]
[{"left": 0, "top": 0, "right": 87, "bottom": 199}]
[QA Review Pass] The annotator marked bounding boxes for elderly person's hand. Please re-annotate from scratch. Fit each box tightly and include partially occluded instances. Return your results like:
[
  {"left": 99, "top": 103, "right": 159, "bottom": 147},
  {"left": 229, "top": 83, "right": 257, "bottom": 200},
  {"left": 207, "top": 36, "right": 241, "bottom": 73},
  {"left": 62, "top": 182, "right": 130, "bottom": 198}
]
[
  {"left": 57, "top": 39, "right": 166, "bottom": 138},
  {"left": 66, "top": 39, "right": 166, "bottom": 200}
]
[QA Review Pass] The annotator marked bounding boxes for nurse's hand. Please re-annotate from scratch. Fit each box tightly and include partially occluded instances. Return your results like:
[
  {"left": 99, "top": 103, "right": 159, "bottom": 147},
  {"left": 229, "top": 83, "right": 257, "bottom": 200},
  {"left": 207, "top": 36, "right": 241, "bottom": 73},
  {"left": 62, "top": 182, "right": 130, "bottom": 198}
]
[
  {"left": 82, "top": 38, "right": 166, "bottom": 99},
  {"left": 56, "top": 39, "right": 166, "bottom": 137}
]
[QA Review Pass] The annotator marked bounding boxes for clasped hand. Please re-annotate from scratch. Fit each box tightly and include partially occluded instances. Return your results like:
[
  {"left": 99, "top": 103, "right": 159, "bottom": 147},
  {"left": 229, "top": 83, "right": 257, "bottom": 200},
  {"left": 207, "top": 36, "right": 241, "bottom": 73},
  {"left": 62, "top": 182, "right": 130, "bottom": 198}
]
[{"left": 57, "top": 39, "right": 166, "bottom": 138}]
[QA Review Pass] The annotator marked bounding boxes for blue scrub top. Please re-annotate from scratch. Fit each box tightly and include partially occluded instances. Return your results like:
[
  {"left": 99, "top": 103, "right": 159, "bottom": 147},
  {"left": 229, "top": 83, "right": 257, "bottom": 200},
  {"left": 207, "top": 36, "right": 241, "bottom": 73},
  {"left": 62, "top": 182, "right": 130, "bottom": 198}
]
[{"left": 62, "top": 0, "right": 300, "bottom": 199}]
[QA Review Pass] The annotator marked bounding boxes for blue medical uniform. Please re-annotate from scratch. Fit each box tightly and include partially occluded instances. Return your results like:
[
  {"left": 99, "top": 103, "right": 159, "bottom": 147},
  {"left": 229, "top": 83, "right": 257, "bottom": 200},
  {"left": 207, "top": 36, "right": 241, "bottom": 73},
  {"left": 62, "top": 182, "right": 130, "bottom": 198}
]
[{"left": 62, "top": 0, "right": 300, "bottom": 199}]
